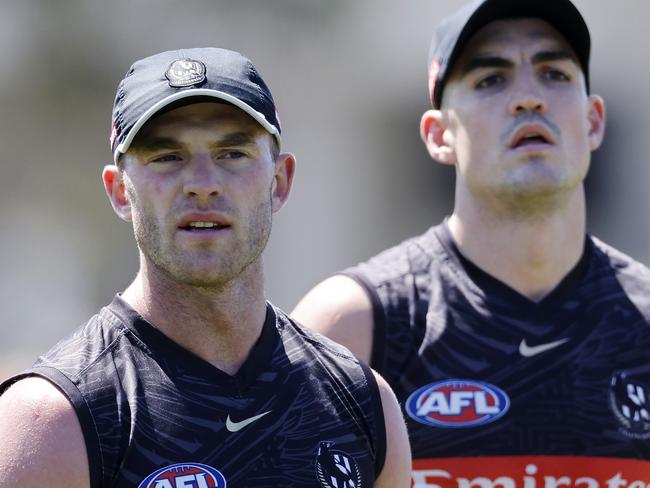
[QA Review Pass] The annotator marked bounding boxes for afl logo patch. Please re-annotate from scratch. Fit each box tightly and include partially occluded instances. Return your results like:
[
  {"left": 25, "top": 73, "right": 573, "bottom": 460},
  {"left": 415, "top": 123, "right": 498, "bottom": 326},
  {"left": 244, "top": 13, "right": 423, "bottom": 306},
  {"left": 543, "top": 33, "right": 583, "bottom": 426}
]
[
  {"left": 406, "top": 379, "right": 510, "bottom": 428},
  {"left": 138, "top": 463, "right": 226, "bottom": 488},
  {"left": 315, "top": 441, "right": 363, "bottom": 488},
  {"left": 165, "top": 59, "right": 207, "bottom": 87}
]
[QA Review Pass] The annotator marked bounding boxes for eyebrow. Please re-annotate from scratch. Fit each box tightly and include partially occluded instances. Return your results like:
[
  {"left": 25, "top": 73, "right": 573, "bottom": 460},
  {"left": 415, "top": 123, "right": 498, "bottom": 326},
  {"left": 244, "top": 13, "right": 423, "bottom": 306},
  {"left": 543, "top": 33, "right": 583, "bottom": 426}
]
[
  {"left": 216, "top": 132, "right": 260, "bottom": 148},
  {"left": 131, "top": 131, "right": 261, "bottom": 153},
  {"left": 461, "top": 56, "right": 514, "bottom": 76},
  {"left": 531, "top": 49, "right": 576, "bottom": 65},
  {"left": 131, "top": 137, "right": 183, "bottom": 153},
  {"left": 459, "top": 49, "right": 577, "bottom": 77}
]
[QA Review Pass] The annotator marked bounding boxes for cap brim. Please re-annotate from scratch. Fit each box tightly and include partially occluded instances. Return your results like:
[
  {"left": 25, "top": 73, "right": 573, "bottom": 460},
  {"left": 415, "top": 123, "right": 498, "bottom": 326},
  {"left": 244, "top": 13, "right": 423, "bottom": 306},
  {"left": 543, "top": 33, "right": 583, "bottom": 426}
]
[{"left": 114, "top": 89, "right": 281, "bottom": 163}]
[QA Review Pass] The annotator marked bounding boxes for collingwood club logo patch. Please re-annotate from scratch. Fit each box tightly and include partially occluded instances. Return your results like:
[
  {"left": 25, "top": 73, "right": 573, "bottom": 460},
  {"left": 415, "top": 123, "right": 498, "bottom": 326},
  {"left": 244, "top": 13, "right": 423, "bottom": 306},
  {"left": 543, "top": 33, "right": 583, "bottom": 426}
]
[
  {"left": 138, "top": 463, "right": 226, "bottom": 488},
  {"left": 315, "top": 441, "right": 362, "bottom": 488},
  {"left": 609, "top": 371, "right": 650, "bottom": 439},
  {"left": 165, "top": 59, "right": 207, "bottom": 87}
]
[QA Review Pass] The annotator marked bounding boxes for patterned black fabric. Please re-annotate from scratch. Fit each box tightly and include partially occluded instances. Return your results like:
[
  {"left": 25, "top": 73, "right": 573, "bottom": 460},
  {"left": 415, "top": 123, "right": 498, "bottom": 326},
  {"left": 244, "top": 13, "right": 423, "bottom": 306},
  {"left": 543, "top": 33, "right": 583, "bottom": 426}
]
[
  {"left": 1, "top": 297, "right": 385, "bottom": 488},
  {"left": 345, "top": 221, "right": 650, "bottom": 463}
]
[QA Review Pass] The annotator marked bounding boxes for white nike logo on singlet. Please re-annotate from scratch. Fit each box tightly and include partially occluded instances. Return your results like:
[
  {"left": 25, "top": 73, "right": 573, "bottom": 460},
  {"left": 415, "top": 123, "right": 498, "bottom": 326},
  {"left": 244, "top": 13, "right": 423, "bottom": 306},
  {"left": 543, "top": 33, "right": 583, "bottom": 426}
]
[
  {"left": 519, "top": 338, "right": 570, "bottom": 357},
  {"left": 226, "top": 410, "right": 272, "bottom": 432}
]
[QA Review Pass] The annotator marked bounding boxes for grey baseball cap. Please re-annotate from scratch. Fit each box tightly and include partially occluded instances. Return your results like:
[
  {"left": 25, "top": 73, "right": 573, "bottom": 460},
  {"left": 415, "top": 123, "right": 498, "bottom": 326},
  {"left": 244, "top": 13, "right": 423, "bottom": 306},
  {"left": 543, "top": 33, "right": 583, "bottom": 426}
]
[
  {"left": 110, "top": 47, "right": 281, "bottom": 163},
  {"left": 428, "top": 0, "right": 591, "bottom": 108}
]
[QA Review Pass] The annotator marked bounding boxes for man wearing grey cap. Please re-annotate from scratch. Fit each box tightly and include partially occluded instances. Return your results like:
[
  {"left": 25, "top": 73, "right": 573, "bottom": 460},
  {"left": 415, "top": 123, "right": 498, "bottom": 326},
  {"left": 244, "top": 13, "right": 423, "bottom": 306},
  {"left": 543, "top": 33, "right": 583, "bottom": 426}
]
[
  {"left": 0, "top": 48, "right": 411, "bottom": 487},
  {"left": 293, "top": 0, "right": 650, "bottom": 485}
]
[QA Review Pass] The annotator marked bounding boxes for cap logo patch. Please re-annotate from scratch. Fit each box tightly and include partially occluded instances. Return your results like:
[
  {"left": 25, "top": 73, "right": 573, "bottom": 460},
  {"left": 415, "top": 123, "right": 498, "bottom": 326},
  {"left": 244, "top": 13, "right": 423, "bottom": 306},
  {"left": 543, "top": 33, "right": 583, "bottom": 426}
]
[{"left": 165, "top": 59, "right": 207, "bottom": 87}]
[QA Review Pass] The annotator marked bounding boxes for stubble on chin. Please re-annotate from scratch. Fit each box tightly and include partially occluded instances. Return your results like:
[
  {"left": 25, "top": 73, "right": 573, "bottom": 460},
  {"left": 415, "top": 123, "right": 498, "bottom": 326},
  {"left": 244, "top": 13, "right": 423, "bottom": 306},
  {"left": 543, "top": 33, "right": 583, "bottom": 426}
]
[
  {"left": 132, "top": 202, "right": 273, "bottom": 291},
  {"left": 480, "top": 177, "right": 580, "bottom": 221}
]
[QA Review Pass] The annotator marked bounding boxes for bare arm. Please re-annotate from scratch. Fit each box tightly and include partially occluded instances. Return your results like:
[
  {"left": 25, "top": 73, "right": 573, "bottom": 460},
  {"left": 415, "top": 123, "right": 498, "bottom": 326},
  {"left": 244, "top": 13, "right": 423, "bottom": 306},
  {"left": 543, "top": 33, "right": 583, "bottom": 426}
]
[
  {"left": 292, "top": 275, "right": 375, "bottom": 364},
  {"left": 0, "top": 376, "right": 90, "bottom": 488},
  {"left": 373, "top": 370, "right": 412, "bottom": 487}
]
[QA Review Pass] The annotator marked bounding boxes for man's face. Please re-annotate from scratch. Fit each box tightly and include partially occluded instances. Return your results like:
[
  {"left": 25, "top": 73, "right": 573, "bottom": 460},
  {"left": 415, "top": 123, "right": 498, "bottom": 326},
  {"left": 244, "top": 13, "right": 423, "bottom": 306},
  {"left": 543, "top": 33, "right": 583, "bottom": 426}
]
[
  {"left": 114, "top": 102, "right": 284, "bottom": 289},
  {"left": 429, "top": 18, "right": 605, "bottom": 214}
]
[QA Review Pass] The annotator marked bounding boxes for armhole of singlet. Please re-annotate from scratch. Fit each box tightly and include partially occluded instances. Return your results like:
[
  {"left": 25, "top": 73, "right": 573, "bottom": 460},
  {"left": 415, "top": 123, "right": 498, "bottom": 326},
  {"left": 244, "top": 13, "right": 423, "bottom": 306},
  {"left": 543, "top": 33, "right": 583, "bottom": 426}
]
[
  {"left": 338, "top": 271, "right": 387, "bottom": 373},
  {"left": 358, "top": 360, "right": 387, "bottom": 479},
  {"left": 8, "top": 368, "right": 104, "bottom": 488}
]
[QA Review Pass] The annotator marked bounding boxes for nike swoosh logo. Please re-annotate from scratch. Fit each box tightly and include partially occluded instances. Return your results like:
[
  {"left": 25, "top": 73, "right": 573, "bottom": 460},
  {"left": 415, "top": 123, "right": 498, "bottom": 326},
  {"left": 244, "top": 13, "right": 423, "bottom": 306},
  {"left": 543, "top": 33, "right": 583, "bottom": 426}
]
[
  {"left": 519, "top": 338, "right": 569, "bottom": 357},
  {"left": 226, "top": 410, "right": 272, "bottom": 433}
]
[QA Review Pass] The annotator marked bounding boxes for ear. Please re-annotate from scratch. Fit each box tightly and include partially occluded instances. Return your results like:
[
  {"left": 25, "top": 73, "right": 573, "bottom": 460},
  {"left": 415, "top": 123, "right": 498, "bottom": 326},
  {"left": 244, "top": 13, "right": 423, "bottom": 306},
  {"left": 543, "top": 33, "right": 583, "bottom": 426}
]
[
  {"left": 420, "top": 109, "right": 456, "bottom": 165},
  {"left": 102, "top": 164, "right": 132, "bottom": 222},
  {"left": 271, "top": 152, "right": 296, "bottom": 213},
  {"left": 586, "top": 94, "right": 606, "bottom": 151}
]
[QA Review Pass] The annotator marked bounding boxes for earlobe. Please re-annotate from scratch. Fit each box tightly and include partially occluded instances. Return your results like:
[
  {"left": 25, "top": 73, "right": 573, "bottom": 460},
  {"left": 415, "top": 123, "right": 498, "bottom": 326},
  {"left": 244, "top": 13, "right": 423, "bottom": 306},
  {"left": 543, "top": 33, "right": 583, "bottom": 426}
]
[
  {"left": 420, "top": 110, "right": 456, "bottom": 165},
  {"left": 587, "top": 94, "right": 606, "bottom": 151},
  {"left": 102, "top": 165, "right": 132, "bottom": 222},
  {"left": 271, "top": 152, "right": 296, "bottom": 213}
]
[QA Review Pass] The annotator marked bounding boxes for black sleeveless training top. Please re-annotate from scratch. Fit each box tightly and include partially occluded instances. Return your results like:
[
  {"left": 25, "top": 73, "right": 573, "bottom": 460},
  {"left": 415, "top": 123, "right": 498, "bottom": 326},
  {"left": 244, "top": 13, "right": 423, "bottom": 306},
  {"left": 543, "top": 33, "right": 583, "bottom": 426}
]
[
  {"left": 1, "top": 296, "right": 386, "bottom": 488},
  {"left": 346, "top": 222, "right": 650, "bottom": 486}
]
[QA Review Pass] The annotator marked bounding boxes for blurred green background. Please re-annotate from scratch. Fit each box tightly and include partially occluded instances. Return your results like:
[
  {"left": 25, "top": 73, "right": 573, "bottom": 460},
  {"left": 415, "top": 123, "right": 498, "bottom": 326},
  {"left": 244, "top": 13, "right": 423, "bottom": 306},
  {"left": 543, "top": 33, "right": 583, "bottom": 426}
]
[{"left": 1, "top": 0, "right": 648, "bottom": 377}]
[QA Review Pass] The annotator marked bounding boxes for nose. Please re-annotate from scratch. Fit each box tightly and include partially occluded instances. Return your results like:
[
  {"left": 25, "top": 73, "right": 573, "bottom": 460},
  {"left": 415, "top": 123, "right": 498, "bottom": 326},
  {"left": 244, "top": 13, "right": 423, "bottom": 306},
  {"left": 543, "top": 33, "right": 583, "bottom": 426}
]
[
  {"left": 508, "top": 72, "right": 547, "bottom": 116},
  {"left": 183, "top": 154, "right": 223, "bottom": 201}
]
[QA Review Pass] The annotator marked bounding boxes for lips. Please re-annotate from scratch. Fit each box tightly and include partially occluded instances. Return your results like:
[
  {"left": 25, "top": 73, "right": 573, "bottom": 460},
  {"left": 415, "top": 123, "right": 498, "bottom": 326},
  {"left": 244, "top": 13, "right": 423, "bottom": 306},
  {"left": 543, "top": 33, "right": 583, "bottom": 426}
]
[
  {"left": 181, "top": 221, "right": 229, "bottom": 231},
  {"left": 177, "top": 213, "right": 231, "bottom": 232},
  {"left": 509, "top": 124, "right": 555, "bottom": 149}
]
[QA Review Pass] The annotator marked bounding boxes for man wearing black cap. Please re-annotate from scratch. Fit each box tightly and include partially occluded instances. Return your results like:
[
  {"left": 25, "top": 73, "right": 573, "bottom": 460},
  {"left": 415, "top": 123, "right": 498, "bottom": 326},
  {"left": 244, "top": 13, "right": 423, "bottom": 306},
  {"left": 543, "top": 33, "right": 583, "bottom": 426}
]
[
  {"left": 294, "top": 0, "right": 650, "bottom": 485},
  {"left": 0, "top": 48, "right": 411, "bottom": 487}
]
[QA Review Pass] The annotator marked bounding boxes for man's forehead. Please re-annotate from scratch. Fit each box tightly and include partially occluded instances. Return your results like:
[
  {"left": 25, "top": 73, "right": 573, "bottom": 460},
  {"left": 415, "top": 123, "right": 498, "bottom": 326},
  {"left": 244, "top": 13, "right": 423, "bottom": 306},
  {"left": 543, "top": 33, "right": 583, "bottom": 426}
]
[{"left": 133, "top": 102, "right": 266, "bottom": 144}]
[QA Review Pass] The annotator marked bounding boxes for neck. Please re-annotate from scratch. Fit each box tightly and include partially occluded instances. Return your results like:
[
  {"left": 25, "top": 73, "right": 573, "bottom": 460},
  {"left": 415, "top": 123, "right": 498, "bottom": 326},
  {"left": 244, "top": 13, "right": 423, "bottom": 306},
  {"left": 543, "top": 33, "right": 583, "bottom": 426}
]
[
  {"left": 449, "top": 186, "right": 586, "bottom": 301},
  {"left": 121, "top": 256, "right": 268, "bottom": 375}
]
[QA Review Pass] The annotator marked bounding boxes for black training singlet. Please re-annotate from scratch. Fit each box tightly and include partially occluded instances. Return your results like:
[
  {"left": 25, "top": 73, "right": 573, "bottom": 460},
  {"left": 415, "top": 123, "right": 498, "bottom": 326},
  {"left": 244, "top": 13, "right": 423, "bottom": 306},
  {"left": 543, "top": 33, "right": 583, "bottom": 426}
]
[
  {"left": 345, "top": 221, "right": 650, "bottom": 487},
  {"left": 0, "top": 296, "right": 386, "bottom": 488}
]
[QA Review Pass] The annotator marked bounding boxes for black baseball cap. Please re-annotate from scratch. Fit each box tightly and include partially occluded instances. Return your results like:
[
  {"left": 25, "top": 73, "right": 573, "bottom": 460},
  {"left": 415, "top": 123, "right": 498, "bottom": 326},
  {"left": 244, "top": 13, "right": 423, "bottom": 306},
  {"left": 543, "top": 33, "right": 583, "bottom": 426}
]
[
  {"left": 428, "top": 0, "right": 591, "bottom": 108},
  {"left": 110, "top": 47, "right": 281, "bottom": 163}
]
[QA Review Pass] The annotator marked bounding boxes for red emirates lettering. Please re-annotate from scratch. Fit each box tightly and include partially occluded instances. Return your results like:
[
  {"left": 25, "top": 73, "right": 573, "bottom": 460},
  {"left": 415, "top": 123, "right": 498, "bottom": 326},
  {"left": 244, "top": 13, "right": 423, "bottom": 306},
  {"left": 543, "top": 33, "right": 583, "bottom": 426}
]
[{"left": 411, "top": 456, "right": 650, "bottom": 488}]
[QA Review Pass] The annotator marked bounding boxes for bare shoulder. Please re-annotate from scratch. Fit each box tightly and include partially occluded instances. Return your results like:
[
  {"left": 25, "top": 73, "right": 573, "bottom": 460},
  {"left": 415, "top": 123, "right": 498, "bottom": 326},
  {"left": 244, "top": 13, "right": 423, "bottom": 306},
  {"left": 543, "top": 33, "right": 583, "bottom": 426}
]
[
  {"left": 0, "top": 376, "right": 89, "bottom": 488},
  {"left": 292, "top": 274, "right": 374, "bottom": 363},
  {"left": 372, "top": 370, "right": 412, "bottom": 487}
]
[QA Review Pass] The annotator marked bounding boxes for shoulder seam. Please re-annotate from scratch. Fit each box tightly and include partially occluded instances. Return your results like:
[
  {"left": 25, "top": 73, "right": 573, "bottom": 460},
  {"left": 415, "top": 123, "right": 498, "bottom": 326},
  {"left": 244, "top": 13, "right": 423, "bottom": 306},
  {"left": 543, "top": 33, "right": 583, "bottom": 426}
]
[
  {"left": 282, "top": 312, "right": 359, "bottom": 362},
  {"left": 71, "top": 311, "right": 132, "bottom": 382}
]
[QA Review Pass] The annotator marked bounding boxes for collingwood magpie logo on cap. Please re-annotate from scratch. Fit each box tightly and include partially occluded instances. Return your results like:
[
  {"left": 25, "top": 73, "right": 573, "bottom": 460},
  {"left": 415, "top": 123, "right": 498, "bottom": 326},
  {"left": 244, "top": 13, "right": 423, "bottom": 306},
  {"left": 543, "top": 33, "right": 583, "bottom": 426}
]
[{"left": 165, "top": 58, "right": 207, "bottom": 87}]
